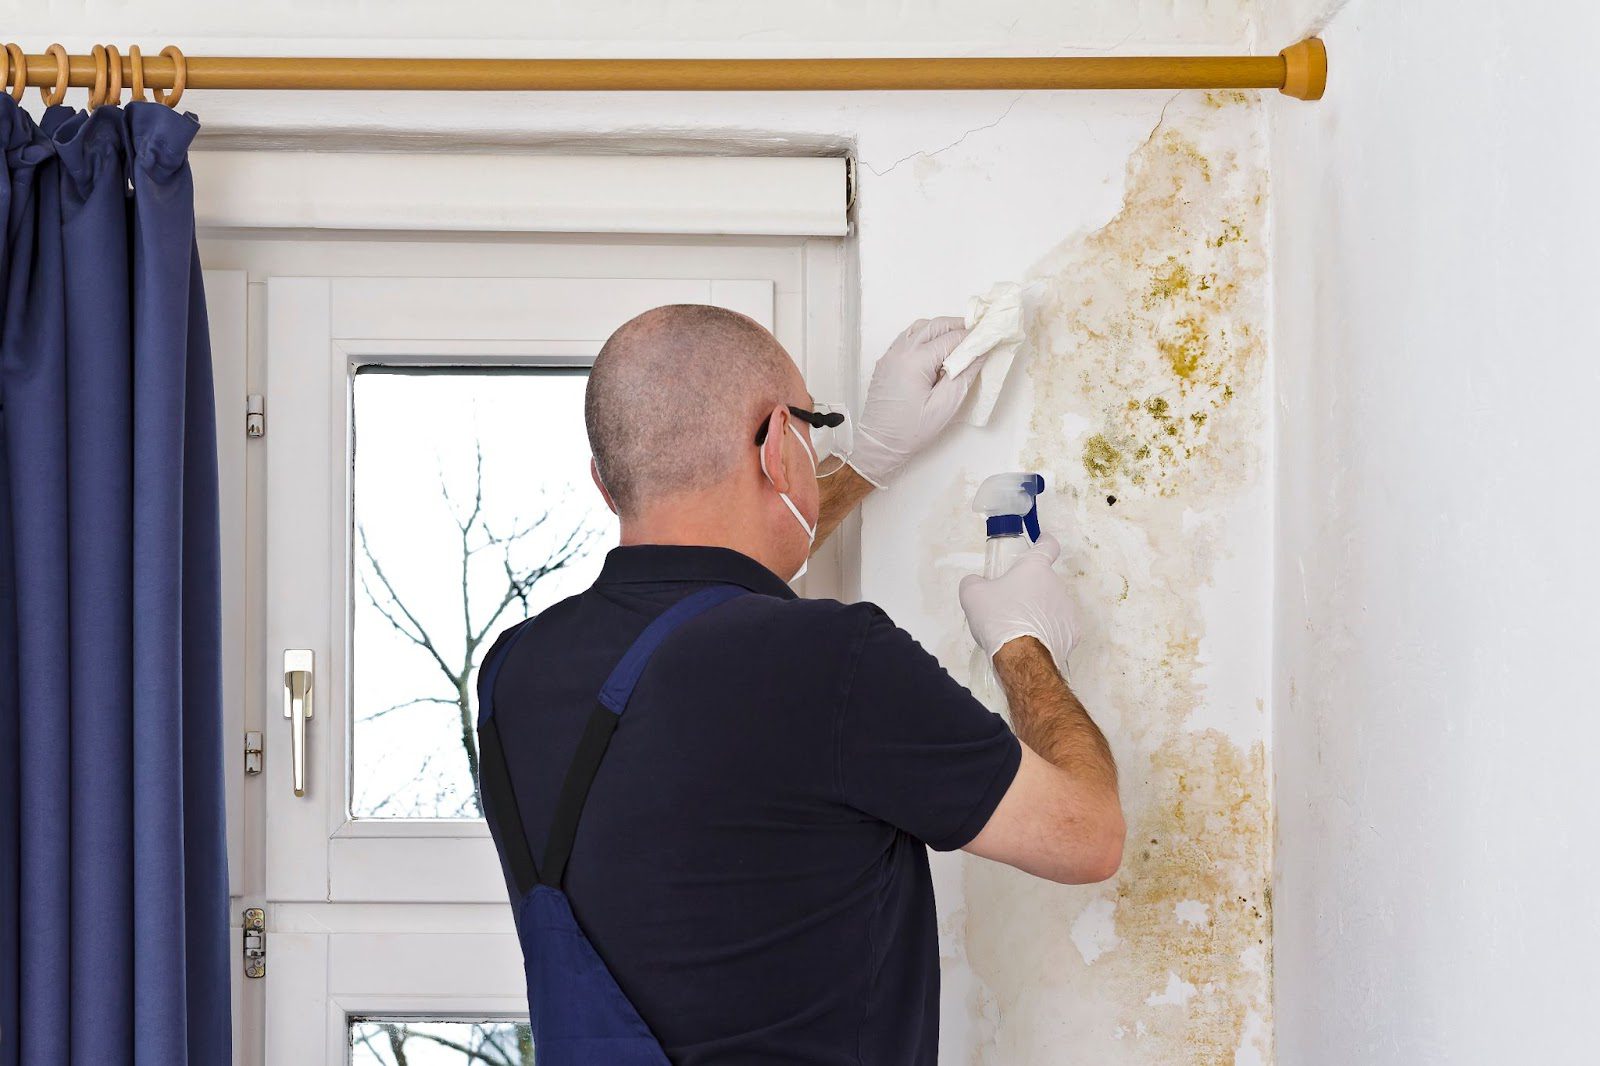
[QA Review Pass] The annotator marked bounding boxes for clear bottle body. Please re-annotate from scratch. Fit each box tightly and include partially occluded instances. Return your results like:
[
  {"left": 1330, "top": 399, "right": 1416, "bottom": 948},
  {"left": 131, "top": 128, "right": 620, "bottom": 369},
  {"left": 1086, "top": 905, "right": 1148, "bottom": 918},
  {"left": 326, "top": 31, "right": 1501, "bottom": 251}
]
[{"left": 967, "top": 532, "right": 1030, "bottom": 719}]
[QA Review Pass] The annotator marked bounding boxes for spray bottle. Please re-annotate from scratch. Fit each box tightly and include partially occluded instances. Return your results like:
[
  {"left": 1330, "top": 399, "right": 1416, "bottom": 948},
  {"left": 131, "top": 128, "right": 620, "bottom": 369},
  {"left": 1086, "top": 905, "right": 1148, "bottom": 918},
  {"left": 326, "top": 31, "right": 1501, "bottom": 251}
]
[{"left": 967, "top": 472, "right": 1046, "bottom": 714}]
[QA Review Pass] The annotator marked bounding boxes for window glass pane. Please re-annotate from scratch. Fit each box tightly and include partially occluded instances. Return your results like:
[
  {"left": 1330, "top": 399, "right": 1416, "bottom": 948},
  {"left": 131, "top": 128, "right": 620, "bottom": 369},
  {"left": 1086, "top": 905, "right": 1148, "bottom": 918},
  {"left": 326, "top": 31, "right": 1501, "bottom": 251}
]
[
  {"left": 351, "top": 368, "right": 614, "bottom": 819},
  {"left": 349, "top": 1019, "right": 533, "bottom": 1065}
]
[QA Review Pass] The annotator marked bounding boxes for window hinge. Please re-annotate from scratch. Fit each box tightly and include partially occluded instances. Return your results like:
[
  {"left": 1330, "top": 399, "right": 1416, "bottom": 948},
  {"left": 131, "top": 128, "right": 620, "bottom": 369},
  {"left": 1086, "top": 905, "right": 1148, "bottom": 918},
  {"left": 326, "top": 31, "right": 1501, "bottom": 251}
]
[
  {"left": 246, "top": 394, "right": 265, "bottom": 439},
  {"left": 244, "top": 730, "right": 263, "bottom": 776},
  {"left": 243, "top": 907, "right": 266, "bottom": 979}
]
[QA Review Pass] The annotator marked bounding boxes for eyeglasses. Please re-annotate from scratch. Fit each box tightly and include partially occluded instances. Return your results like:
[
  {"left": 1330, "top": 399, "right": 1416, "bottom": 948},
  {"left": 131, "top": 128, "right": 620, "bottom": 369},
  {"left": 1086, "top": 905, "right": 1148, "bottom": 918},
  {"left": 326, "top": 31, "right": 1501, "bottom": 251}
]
[{"left": 754, "top": 403, "right": 854, "bottom": 478}]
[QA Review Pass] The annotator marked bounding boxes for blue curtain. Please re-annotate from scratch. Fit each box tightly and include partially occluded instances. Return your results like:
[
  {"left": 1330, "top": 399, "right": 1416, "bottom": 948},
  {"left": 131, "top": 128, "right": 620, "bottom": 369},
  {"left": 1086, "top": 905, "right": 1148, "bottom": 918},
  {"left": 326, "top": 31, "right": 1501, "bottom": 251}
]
[{"left": 0, "top": 95, "right": 230, "bottom": 1064}]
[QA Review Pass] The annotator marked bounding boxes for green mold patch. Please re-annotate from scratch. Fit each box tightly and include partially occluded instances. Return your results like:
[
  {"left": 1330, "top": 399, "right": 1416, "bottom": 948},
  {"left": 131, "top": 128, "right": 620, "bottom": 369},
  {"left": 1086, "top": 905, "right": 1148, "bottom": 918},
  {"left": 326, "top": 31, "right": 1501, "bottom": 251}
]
[
  {"left": 1083, "top": 433, "right": 1125, "bottom": 479},
  {"left": 952, "top": 92, "right": 1272, "bottom": 1063},
  {"left": 1145, "top": 257, "right": 1194, "bottom": 308},
  {"left": 1023, "top": 107, "right": 1266, "bottom": 501}
]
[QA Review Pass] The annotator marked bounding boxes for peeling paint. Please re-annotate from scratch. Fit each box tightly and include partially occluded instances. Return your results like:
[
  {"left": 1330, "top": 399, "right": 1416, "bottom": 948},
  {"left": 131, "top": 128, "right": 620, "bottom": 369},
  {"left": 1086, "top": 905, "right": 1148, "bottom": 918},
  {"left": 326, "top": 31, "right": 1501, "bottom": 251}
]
[
  {"left": 1071, "top": 896, "right": 1122, "bottom": 965},
  {"left": 928, "top": 91, "right": 1273, "bottom": 1063},
  {"left": 1147, "top": 971, "right": 1200, "bottom": 1008}
]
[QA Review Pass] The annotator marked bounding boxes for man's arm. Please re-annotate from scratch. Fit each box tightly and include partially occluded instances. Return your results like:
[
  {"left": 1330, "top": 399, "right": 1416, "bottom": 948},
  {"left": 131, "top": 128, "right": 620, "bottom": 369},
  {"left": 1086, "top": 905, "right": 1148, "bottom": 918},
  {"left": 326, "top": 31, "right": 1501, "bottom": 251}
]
[
  {"left": 963, "top": 638, "right": 1123, "bottom": 884},
  {"left": 811, "top": 316, "right": 980, "bottom": 551},
  {"left": 994, "top": 637, "right": 1116, "bottom": 794},
  {"left": 812, "top": 464, "right": 874, "bottom": 550},
  {"left": 958, "top": 536, "right": 1125, "bottom": 884}
]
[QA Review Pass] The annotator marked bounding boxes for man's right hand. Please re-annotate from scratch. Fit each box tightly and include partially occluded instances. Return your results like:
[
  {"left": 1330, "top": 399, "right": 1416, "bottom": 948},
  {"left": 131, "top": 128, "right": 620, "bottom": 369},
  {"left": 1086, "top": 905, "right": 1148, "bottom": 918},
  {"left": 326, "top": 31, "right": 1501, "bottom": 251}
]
[
  {"left": 958, "top": 533, "right": 1081, "bottom": 673},
  {"left": 957, "top": 533, "right": 1122, "bottom": 885}
]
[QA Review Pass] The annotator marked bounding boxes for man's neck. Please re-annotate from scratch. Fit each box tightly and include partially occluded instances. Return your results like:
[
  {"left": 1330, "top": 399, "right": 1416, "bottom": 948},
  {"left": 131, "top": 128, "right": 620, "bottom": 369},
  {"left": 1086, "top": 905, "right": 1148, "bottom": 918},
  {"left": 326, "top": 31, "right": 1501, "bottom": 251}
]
[
  {"left": 615, "top": 464, "right": 872, "bottom": 579},
  {"left": 620, "top": 497, "right": 787, "bottom": 579}
]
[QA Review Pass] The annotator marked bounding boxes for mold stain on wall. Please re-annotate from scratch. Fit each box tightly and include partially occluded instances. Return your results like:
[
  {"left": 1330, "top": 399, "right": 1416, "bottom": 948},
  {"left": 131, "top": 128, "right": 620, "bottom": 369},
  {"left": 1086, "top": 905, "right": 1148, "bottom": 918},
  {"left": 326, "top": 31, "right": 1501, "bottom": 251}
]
[{"left": 928, "top": 91, "right": 1272, "bottom": 1063}]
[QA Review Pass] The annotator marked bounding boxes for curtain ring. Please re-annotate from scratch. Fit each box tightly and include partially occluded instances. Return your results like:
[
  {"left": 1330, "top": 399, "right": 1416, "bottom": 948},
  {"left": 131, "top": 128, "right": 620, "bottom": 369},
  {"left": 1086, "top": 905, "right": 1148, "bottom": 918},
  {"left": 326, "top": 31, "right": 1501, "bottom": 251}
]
[
  {"left": 154, "top": 45, "right": 186, "bottom": 108},
  {"left": 88, "top": 44, "right": 108, "bottom": 109},
  {"left": 39, "top": 43, "right": 68, "bottom": 107},
  {"left": 4, "top": 44, "right": 25, "bottom": 103},
  {"left": 104, "top": 44, "right": 122, "bottom": 106},
  {"left": 129, "top": 45, "right": 148, "bottom": 102}
]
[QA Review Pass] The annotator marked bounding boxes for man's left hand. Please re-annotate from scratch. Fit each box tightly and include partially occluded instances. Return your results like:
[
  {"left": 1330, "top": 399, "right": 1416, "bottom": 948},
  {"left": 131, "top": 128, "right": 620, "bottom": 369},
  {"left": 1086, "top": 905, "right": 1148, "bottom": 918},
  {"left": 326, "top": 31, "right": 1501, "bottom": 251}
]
[{"left": 846, "top": 317, "right": 980, "bottom": 488}]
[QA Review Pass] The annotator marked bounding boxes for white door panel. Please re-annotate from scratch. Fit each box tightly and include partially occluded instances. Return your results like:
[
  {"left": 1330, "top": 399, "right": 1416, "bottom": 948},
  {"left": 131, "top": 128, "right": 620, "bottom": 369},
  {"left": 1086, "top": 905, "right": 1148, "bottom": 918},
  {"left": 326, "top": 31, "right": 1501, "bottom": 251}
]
[
  {"left": 207, "top": 268, "right": 249, "bottom": 897},
  {"left": 327, "top": 835, "right": 505, "bottom": 903},
  {"left": 264, "top": 277, "right": 337, "bottom": 903},
  {"left": 205, "top": 268, "right": 252, "bottom": 1066},
  {"left": 213, "top": 231, "right": 847, "bottom": 1066},
  {"left": 268, "top": 925, "right": 528, "bottom": 1065}
]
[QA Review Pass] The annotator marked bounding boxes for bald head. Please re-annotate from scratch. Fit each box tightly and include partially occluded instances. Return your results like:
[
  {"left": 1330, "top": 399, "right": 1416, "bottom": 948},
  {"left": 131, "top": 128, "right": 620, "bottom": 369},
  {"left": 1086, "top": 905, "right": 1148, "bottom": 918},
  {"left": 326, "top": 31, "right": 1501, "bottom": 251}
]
[{"left": 586, "top": 304, "right": 802, "bottom": 515}]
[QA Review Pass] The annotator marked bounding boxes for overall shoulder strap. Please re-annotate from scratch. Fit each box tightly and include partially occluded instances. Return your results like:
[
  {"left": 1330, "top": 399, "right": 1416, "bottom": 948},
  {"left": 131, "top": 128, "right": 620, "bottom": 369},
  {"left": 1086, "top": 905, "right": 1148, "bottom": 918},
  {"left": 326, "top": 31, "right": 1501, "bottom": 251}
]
[
  {"left": 477, "top": 618, "right": 543, "bottom": 893},
  {"left": 477, "top": 586, "right": 749, "bottom": 898},
  {"left": 540, "top": 584, "right": 747, "bottom": 888}
]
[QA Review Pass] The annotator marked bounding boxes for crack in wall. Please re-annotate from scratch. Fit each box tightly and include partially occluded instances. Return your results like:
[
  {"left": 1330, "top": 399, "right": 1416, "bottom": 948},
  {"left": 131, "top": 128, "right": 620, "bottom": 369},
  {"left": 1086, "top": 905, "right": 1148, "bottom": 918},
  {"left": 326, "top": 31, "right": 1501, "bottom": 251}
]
[{"left": 862, "top": 93, "right": 1027, "bottom": 178}]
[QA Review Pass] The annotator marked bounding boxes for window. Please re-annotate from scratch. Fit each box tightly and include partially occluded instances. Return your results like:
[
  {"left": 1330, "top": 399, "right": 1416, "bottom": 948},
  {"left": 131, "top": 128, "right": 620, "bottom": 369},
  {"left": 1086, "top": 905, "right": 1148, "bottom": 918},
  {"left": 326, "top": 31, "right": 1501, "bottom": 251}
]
[
  {"left": 204, "top": 186, "right": 849, "bottom": 1065},
  {"left": 349, "top": 1018, "right": 533, "bottom": 1065},
  {"left": 350, "top": 369, "right": 612, "bottom": 820}
]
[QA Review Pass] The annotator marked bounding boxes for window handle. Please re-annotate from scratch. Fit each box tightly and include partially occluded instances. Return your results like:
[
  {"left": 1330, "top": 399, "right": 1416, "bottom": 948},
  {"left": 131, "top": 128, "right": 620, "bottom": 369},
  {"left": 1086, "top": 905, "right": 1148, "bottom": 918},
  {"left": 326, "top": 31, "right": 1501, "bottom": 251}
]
[{"left": 283, "top": 650, "right": 314, "bottom": 798}]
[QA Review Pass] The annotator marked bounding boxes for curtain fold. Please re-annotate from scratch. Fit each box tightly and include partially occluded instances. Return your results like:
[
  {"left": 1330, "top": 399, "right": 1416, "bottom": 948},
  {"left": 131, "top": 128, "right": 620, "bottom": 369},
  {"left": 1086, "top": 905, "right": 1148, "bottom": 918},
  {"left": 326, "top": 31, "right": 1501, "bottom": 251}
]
[{"left": 0, "top": 94, "right": 230, "bottom": 1066}]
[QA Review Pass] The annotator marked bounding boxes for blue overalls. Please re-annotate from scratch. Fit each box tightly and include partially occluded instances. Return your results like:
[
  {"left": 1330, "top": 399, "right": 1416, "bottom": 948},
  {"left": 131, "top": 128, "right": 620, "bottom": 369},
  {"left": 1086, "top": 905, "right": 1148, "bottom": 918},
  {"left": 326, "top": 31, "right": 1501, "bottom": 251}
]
[{"left": 476, "top": 585, "right": 747, "bottom": 1065}]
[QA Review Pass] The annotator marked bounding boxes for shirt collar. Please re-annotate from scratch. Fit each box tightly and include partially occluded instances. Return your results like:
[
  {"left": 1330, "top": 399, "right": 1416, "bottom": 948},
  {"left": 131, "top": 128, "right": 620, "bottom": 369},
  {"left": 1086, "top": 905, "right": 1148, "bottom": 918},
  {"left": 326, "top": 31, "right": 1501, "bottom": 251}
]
[{"left": 595, "top": 544, "right": 797, "bottom": 600}]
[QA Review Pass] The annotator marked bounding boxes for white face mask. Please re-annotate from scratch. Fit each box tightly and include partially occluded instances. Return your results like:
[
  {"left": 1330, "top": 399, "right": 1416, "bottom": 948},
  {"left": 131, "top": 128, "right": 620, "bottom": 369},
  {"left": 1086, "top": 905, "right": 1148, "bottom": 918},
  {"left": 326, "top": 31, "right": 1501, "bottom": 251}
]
[{"left": 759, "top": 421, "right": 817, "bottom": 582}]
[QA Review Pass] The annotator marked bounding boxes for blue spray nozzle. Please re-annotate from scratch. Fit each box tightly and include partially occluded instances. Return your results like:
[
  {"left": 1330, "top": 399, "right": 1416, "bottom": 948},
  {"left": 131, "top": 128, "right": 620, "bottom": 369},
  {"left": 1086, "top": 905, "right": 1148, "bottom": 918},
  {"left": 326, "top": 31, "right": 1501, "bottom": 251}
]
[
  {"left": 1021, "top": 473, "right": 1044, "bottom": 540},
  {"left": 973, "top": 472, "right": 1046, "bottom": 542}
]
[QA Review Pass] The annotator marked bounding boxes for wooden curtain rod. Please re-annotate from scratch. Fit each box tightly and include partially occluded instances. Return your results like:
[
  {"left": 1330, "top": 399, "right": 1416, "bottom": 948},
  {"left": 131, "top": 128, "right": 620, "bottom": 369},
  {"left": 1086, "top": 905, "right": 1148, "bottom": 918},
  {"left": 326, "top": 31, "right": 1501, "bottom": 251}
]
[{"left": 7, "top": 39, "right": 1326, "bottom": 102}]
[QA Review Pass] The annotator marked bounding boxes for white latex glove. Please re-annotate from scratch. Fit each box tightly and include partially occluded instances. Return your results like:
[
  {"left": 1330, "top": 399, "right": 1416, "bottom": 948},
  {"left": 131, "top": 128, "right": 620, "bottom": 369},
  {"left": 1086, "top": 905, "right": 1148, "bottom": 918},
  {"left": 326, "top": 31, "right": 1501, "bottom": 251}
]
[
  {"left": 958, "top": 533, "right": 1081, "bottom": 670},
  {"left": 847, "top": 317, "right": 981, "bottom": 488}
]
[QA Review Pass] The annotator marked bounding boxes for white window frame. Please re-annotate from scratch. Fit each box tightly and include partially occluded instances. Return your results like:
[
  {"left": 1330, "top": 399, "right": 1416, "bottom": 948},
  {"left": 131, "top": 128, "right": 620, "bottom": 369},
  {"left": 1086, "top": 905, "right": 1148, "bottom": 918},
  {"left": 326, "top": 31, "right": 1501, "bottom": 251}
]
[
  {"left": 193, "top": 151, "right": 851, "bottom": 238},
  {"left": 203, "top": 148, "right": 856, "bottom": 1066},
  {"left": 265, "top": 274, "right": 802, "bottom": 906}
]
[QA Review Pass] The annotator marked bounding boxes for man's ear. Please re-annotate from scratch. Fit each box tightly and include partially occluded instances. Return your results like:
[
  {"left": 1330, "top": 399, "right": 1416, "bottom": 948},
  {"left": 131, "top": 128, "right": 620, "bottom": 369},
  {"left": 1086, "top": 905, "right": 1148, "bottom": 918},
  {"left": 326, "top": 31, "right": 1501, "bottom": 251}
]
[
  {"left": 590, "top": 457, "right": 619, "bottom": 515},
  {"left": 759, "top": 404, "right": 793, "bottom": 494}
]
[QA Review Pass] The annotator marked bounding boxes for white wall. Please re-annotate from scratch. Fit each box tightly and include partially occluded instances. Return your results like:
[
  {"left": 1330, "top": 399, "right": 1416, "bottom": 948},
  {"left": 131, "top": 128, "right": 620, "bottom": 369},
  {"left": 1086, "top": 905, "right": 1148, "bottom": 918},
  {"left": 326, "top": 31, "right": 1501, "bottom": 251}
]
[
  {"left": 19, "top": 4, "right": 1294, "bottom": 1061},
  {"left": 28, "top": 2, "right": 1599, "bottom": 1060},
  {"left": 882, "top": 83, "right": 1279, "bottom": 1060},
  {"left": 9, "top": 2, "right": 1258, "bottom": 54},
  {"left": 1267, "top": 2, "right": 1600, "bottom": 1062}
]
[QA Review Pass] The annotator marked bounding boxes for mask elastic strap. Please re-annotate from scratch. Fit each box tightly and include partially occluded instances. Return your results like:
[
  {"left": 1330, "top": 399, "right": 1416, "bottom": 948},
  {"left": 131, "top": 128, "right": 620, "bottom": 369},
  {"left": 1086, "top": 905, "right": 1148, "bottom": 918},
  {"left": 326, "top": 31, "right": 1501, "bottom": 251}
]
[
  {"left": 786, "top": 421, "right": 818, "bottom": 473},
  {"left": 776, "top": 487, "right": 816, "bottom": 541},
  {"left": 759, "top": 421, "right": 818, "bottom": 542}
]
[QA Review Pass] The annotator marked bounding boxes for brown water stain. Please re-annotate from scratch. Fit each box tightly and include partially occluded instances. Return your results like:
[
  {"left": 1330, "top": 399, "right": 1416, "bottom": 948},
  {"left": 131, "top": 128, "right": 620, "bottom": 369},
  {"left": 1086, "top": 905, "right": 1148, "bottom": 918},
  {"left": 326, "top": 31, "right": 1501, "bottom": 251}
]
[
  {"left": 947, "top": 90, "right": 1273, "bottom": 1063},
  {"left": 1107, "top": 733, "right": 1272, "bottom": 1061}
]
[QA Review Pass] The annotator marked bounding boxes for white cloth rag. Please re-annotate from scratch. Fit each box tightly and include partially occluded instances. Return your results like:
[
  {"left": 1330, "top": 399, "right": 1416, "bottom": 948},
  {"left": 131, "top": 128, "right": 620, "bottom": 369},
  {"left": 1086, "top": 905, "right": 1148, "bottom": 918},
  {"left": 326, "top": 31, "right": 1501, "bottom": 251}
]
[{"left": 941, "top": 280, "right": 1041, "bottom": 427}]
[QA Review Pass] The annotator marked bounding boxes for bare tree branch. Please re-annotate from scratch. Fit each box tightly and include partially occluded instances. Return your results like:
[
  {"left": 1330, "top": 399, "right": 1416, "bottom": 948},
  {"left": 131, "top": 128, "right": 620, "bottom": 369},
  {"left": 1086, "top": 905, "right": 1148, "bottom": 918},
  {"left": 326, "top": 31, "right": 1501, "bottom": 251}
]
[
  {"left": 359, "top": 523, "right": 456, "bottom": 680},
  {"left": 471, "top": 513, "right": 601, "bottom": 647},
  {"left": 399, "top": 1025, "right": 512, "bottom": 1065},
  {"left": 352, "top": 1027, "right": 389, "bottom": 1063},
  {"left": 359, "top": 696, "right": 461, "bottom": 723},
  {"left": 356, "top": 433, "right": 604, "bottom": 819},
  {"left": 381, "top": 1022, "right": 410, "bottom": 1066},
  {"left": 358, "top": 751, "right": 444, "bottom": 818}
]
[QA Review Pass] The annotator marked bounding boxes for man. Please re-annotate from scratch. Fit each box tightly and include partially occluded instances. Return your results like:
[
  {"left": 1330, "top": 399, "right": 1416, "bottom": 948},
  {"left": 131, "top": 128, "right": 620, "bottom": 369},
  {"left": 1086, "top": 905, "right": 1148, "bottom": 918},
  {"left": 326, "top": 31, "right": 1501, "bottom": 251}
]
[{"left": 478, "top": 305, "right": 1122, "bottom": 1064}]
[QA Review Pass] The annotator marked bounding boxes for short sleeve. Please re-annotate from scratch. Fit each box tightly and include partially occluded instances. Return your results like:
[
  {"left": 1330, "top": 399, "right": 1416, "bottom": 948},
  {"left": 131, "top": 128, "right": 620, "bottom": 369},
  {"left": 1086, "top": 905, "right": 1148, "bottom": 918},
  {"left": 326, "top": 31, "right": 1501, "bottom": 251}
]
[{"left": 835, "top": 605, "right": 1022, "bottom": 851}]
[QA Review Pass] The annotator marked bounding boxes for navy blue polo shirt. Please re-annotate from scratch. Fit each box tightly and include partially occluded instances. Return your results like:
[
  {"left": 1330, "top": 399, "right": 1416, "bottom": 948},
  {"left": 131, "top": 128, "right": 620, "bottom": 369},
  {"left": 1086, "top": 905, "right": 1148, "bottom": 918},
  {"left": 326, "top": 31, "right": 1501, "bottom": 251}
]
[{"left": 481, "top": 544, "right": 1021, "bottom": 1065}]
